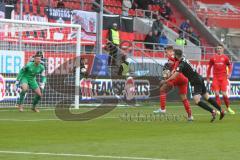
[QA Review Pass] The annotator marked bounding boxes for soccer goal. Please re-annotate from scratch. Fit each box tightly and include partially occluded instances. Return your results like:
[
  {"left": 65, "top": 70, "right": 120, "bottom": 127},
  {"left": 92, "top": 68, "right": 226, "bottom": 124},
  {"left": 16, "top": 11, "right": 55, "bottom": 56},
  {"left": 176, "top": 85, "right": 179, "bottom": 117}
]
[{"left": 0, "top": 19, "right": 81, "bottom": 109}]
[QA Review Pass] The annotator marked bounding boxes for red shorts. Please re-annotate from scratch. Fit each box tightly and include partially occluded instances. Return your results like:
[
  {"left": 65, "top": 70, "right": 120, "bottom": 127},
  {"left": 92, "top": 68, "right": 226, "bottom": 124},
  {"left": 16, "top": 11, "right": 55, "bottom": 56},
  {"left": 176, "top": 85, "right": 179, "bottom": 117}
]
[
  {"left": 167, "top": 73, "right": 188, "bottom": 94},
  {"left": 211, "top": 77, "right": 229, "bottom": 92}
]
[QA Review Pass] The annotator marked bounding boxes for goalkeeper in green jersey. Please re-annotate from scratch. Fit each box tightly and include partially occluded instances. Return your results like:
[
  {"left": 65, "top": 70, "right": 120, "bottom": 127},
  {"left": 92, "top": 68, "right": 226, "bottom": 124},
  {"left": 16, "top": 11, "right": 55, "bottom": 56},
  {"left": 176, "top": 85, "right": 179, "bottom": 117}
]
[{"left": 15, "top": 51, "right": 46, "bottom": 112}]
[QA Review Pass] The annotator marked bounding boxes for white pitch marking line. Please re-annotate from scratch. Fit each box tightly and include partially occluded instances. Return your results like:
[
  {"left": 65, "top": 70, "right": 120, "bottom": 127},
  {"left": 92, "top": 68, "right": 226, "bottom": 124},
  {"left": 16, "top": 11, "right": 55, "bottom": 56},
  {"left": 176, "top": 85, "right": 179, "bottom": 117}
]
[
  {"left": 0, "top": 104, "right": 239, "bottom": 112},
  {"left": 0, "top": 112, "right": 237, "bottom": 122},
  {"left": 0, "top": 118, "right": 59, "bottom": 122},
  {"left": 0, "top": 150, "right": 174, "bottom": 160}
]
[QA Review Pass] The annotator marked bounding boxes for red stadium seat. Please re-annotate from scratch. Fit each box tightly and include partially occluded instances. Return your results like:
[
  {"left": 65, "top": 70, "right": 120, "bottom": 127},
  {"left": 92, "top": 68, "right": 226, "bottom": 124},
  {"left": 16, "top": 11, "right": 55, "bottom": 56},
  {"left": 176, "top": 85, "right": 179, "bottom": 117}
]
[
  {"left": 24, "top": 4, "right": 30, "bottom": 13},
  {"left": 116, "top": 0, "right": 122, "bottom": 7},
  {"left": 133, "top": 51, "right": 142, "bottom": 57},
  {"left": 135, "top": 43, "right": 144, "bottom": 48},
  {"left": 116, "top": 8, "right": 122, "bottom": 15},
  {"left": 39, "top": 6, "right": 45, "bottom": 16},
  {"left": 104, "top": 0, "right": 112, "bottom": 6},
  {"left": 128, "top": 9, "right": 135, "bottom": 16},
  {"left": 32, "top": 5, "right": 37, "bottom": 14},
  {"left": 134, "top": 33, "right": 146, "bottom": 41}
]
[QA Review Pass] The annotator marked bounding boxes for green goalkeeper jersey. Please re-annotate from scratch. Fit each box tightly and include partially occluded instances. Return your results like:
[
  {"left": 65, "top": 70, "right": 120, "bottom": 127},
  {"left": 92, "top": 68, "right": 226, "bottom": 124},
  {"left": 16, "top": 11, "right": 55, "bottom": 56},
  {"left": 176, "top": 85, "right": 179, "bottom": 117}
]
[{"left": 17, "top": 62, "right": 46, "bottom": 83}]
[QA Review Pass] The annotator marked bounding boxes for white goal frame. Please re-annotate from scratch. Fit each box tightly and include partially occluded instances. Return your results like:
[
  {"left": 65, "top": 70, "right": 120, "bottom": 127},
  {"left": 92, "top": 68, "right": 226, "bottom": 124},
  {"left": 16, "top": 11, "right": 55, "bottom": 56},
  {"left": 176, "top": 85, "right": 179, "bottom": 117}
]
[{"left": 0, "top": 19, "right": 81, "bottom": 109}]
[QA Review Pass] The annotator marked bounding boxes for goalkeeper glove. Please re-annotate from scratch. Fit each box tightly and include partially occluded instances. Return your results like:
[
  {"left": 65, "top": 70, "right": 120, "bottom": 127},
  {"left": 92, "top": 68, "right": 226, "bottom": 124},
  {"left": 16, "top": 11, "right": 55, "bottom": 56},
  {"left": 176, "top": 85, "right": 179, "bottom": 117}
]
[{"left": 39, "top": 83, "right": 45, "bottom": 90}]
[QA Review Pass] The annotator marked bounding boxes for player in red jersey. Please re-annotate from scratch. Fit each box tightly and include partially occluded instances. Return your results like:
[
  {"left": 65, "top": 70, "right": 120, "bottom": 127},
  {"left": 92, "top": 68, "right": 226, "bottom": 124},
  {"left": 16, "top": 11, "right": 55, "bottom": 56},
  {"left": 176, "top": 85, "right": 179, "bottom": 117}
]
[
  {"left": 153, "top": 46, "right": 193, "bottom": 121},
  {"left": 207, "top": 44, "right": 235, "bottom": 114}
]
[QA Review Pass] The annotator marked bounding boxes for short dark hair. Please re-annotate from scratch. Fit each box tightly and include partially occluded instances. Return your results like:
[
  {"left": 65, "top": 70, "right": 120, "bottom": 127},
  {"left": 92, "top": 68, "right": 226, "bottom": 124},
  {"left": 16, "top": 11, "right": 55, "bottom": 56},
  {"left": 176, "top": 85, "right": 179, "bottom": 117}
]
[
  {"left": 34, "top": 51, "right": 43, "bottom": 58},
  {"left": 174, "top": 49, "right": 183, "bottom": 58},
  {"left": 215, "top": 44, "right": 224, "bottom": 51},
  {"left": 165, "top": 46, "right": 174, "bottom": 51},
  {"left": 217, "top": 44, "right": 224, "bottom": 47}
]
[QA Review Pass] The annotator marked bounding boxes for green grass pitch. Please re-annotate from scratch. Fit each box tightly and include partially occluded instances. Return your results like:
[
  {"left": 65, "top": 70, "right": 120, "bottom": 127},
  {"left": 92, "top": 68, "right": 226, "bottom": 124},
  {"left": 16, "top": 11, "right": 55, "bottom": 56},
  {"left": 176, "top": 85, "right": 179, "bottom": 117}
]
[{"left": 0, "top": 102, "right": 239, "bottom": 160}]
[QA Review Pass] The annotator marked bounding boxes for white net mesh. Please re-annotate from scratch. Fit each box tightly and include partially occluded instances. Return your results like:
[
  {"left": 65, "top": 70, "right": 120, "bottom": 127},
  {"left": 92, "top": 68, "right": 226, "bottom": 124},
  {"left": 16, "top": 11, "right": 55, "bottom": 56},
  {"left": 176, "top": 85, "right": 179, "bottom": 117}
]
[{"left": 0, "top": 19, "right": 81, "bottom": 108}]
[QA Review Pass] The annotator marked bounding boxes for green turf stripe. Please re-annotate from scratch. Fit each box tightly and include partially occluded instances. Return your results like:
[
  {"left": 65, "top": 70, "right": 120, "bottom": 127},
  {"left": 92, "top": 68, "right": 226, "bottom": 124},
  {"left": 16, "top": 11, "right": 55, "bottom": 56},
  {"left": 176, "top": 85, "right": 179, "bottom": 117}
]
[{"left": 0, "top": 150, "right": 174, "bottom": 160}]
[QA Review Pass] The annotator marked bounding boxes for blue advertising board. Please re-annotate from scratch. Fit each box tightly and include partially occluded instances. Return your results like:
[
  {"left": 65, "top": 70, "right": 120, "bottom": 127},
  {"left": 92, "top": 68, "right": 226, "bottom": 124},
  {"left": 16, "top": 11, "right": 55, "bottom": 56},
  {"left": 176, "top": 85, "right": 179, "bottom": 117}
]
[
  {"left": 91, "top": 54, "right": 109, "bottom": 76},
  {"left": 231, "top": 62, "right": 240, "bottom": 79},
  {"left": 0, "top": 50, "right": 25, "bottom": 74},
  {"left": 189, "top": 80, "right": 240, "bottom": 99}
]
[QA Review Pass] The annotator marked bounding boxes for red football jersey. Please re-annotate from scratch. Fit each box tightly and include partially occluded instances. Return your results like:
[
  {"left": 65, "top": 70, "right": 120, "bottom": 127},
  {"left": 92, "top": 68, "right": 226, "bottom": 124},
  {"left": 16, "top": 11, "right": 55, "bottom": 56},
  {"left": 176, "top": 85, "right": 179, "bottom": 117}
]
[{"left": 207, "top": 54, "right": 231, "bottom": 78}]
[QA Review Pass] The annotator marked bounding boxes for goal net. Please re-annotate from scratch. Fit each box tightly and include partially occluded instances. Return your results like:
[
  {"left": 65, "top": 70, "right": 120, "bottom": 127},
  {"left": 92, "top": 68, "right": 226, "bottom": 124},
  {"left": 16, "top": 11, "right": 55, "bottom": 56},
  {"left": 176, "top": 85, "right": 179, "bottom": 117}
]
[{"left": 0, "top": 19, "right": 81, "bottom": 109}]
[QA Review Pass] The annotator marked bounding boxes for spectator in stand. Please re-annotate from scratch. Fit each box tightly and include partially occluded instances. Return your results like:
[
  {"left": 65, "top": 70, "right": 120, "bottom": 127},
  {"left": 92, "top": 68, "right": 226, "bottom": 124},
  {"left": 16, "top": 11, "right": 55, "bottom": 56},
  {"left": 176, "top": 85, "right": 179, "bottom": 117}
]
[
  {"left": 3, "top": 0, "right": 17, "bottom": 5},
  {"left": 187, "top": 27, "right": 200, "bottom": 46},
  {"left": 153, "top": 29, "right": 160, "bottom": 49},
  {"left": 108, "top": 23, "right": 120, "bottom": 66},
  {"left": 118, "top": 55, "right": 130, "bottom": 76},
  {"left": 179, "top": 19, "right": 190, "bottom": 34},
  {"left": 152, "top": 14, "right": 163, "bottom": 35},
  {"left": 108, "top": 23, "right": 120, "bottom": 46},
  {"left": 122, "top": 0, "right": 132, "bottom": 16},
  {"left": 159, "top": 31, "right": 168, "bottom": 48},
  {"left": 175, "top": 33, "right": 187, "bottom": 46},
  {"left": 57, "top": 0, "right": 65, "bottom": 8},
  {"left": 106, "top": 42, "right": 118, "bottom": 66},
  {"left": 144, "top": 31, "right": 158, "bottom": 49},
  {"left": 151, "top": 0, "right": 164, "bottom": 6},
  {"left": 160, "top": 2, "right": 172, "bottom": 20},
  {"left": 131, "top": 0, "right": 138, "bottom": 9},
  {"left": 134, "top": 0, "right": 149, "bottom": 10}
]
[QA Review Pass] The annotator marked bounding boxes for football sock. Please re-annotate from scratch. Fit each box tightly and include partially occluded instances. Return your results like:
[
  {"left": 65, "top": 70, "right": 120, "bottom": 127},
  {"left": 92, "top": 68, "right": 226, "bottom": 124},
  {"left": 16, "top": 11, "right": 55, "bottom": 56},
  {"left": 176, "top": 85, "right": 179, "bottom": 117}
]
[
  {"left": 32, "top": 95, "right": 41, "bottom": 108},
  {"left": 208, "top": 98, "right": 222, "bottom": 112},
  {"left": 160, "top": 92, "right": 166, "bottom": 110},
  {"left": 182, "top": 99, "right": 192, "bottom": 116},
  {"left": 86, "top": 79, "right": 92, "bottom": 98},
  {"left": 80, "top": 79, "right": 86, "bottom": 98},
  {"left": 223, "top": 95, "right": 230, "bottom": 108},
  {"left": 215, "top": 95, "right": 221, "bottom": 106},
  {"left": 18, "top": 91, "right": 26, "bottom": 105},
  {"left": 197, "top": 101, "right": 213, "bottom": 113}
]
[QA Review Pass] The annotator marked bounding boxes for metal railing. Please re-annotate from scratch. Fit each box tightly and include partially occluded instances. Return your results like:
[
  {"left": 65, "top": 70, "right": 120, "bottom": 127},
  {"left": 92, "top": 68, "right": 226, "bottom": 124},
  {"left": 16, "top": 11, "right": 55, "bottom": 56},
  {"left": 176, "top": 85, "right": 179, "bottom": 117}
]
[
  {"left": 184, "top": 0, "right": 240, "bottom": 19},
  {"left": 131, "top": 41, "right": 238, "bottom": 61},
  {"left": 133, "top": 8, "right": 202, "bottom": 48},
  {"left": 102, "top": 40, "right": 164, "bottom": 77}
]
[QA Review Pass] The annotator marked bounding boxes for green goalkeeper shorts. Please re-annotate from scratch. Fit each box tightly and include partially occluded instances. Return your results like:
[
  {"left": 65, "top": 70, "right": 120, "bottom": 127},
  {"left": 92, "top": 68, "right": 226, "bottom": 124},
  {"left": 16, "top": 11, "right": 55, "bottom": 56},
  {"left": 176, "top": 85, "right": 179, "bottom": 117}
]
[{"left": 20, "top": 77, "right": 39, "bottom": 90}]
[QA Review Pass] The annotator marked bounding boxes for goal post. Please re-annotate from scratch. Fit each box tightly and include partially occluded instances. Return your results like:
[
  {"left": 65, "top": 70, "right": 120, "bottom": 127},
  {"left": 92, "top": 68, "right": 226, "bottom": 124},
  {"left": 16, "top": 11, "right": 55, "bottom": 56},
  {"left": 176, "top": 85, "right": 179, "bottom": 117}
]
[
  {"left": 0, "top": 19, "right": 81, "bottom": 109},
  {"left": 75, "top": 26, "right": 81, "bottom": 109}
]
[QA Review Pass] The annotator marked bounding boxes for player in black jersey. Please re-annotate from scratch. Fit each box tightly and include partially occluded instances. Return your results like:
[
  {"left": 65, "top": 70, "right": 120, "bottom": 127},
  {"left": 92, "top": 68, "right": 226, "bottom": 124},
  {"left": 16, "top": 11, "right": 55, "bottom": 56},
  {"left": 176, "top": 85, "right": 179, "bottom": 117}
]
[{"left": 162, "top": 49, "right": 225, "bottom": 122}]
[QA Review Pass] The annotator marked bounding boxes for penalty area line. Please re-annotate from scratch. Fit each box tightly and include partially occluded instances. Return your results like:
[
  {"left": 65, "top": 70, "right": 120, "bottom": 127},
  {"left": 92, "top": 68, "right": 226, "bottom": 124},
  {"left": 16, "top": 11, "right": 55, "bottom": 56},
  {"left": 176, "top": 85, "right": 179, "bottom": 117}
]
[{"left": 0, "top": 150, "right": 174, "bottom": 160}]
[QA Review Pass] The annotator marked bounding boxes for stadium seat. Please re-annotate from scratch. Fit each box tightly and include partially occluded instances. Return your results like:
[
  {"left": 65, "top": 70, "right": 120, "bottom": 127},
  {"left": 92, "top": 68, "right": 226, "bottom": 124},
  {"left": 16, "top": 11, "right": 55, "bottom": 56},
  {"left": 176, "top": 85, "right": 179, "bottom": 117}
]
[
  {"left": 128, "top": 9, "right": 135, "bottom": 16},
  {"left": 133, "top": 50, "right": 142, "bottom": 57},
  {"left": 116, "top": 1, "right": 122, "bottom": 7},
  {"left": 134, "top": 33, "right": 146, "bottom": 41},
  {"left": 39, "top": 6, "right": 45, "bottom": 16},
  {"left": 103, "top": 0, "right": 110, "bottom": 5},
  {"left": 32, "top": 5, "right": 37, "bottom": 14},
  {"left": 199, "top": 0, "right": 239, "bottom": 6},
  {"left": 24, "top": 4, "right": 30, "bottom": 13},
  {"left": 135, "top": 43, "right": 144, "bottom": 49},
  {"left": 116, "top": 8, "right": 122, "bottom": 15}
]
